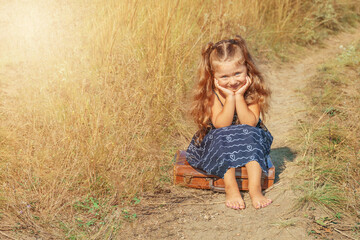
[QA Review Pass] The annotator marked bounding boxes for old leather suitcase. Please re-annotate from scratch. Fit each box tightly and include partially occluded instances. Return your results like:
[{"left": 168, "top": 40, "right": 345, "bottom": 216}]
[{"left": 174, "top": 150, "right": 275, "bottom": 192}]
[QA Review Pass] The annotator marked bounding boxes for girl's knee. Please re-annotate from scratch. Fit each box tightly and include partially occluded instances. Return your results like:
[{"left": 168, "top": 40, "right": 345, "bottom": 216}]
[{"left": 245, "top": 160, "right": 261, "bottom": 170}]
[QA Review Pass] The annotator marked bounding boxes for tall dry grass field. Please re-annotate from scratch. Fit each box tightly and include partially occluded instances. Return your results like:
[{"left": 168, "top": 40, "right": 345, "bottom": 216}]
[{"left": 0, "top": 0, "right": 359, "bottom": 237}]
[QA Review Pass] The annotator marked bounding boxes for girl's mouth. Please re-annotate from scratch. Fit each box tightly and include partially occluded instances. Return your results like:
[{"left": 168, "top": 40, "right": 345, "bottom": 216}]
[{"left": 229, "top": 82, "right": 245, "bottom": 91}]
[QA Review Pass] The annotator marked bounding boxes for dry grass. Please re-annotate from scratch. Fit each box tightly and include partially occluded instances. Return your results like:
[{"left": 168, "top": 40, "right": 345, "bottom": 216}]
[{"left": 0, "top": 0, "right": 359, "bottom": 238}]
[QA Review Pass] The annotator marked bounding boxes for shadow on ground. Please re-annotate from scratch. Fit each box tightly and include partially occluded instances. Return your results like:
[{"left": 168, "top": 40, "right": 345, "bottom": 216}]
[{"left": 270, "top": 147, "right": 296, "bottom": 183}]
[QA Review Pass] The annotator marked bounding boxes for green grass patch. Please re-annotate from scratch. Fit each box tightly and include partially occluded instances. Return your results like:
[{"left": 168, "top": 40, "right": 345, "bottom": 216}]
[{"left": 296, "top": 40, "right": 360, "bottom": 215}]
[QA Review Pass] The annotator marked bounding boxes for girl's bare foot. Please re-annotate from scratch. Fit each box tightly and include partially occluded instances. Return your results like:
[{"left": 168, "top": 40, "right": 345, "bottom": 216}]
[
  {"left": 249, "top": 188, "right": 272, "bottom": 209},
  {"left": 224, "top": 168, "right": 245, "bottom": 210},
  {"left": 245, "top": 161, "right": 272, "bottom": 209},
  {"left": 225, "top": 184, "right": 245, "bottom": 210}
]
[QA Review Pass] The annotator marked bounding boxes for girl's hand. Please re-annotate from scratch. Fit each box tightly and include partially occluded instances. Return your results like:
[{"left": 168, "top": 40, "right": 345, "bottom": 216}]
[
  {"left": 215, "top": 78, "right": 234, "bottom": 98},
  {"left": 235, "top": 76, "right": 252, "bottom": 96}
]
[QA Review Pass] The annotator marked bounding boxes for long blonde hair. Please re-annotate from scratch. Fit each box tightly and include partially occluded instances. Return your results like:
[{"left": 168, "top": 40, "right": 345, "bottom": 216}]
[{"left": 191, "top": 35, "right": 271, "bottom": 143}]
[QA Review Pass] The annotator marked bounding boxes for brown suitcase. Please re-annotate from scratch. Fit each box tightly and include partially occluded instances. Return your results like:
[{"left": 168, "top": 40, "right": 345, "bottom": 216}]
[{"left": 174, "top": 150, "right": 275, "bottom": 192}]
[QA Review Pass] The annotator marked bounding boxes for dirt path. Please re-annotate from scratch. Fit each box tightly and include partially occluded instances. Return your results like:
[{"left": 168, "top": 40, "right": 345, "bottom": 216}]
[{"left": 122, "top": 27, "right": 360, "bottom": 240}]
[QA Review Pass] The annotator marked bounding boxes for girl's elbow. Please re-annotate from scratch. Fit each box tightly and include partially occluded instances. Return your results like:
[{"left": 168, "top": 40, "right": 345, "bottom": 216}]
[
  {"left": 241, "top": 117, "right": 259, "bottom": 127},
  {"left": 248, "top": 122, "right": 258, "bottom": 127},
  {"left": 213, "top": 121, "right": 232, "bottom": 129},
  {"left": 212, "top": 116, "right": 232, "bottom": 129}
]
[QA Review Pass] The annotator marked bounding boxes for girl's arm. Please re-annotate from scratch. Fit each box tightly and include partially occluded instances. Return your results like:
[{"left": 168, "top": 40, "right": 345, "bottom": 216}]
[
  {"left": 211, "top": 79, "right": 236, "bottom": 128},
  {"left": 235, "top": 95, "right": 260, "bottom": 127},
  {"left": 234, "top": 76, "right": 260, "bottom": 127}
]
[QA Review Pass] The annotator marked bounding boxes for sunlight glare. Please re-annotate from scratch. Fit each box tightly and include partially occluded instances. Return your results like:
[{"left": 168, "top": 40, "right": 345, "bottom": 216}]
[{"left": 5, "top": 1, "right": 55, "bottom": 59}]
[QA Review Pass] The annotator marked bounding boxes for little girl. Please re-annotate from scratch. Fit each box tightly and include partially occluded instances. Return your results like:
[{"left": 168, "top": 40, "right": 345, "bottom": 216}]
[{"left": 186, "top": 35, "right": 273, "bottom": 210}]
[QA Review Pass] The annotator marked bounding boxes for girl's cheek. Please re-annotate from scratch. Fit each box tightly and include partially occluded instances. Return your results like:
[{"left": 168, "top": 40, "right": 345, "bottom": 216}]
[{"left": 219, "top": 81, "right": 228, "bottom": 88}]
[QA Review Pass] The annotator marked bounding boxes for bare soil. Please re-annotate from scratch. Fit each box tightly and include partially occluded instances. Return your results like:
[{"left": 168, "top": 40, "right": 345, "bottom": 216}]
[{"left": 120, "top": 27, "right": 360, "bottom": 240}]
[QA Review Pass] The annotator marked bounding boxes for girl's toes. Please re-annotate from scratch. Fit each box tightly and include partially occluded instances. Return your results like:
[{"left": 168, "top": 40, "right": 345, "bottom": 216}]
[
  {"left": 234, "top": 200, "right": 245, "bottom": 210},
  {"left": 254, "top": 201, "right": 261, "bottom": 209},
  {"left": 226, "top": 201, "right": 235, "bottom": 209},
  {"left": 264, "top": 199, "right": 272, "bottom": 206},
  {"left": 260, "top": 199, "right": 272, "bottom": 208},
  {"left": 226, "top": 201, "right": 245, "bottom": 210}
]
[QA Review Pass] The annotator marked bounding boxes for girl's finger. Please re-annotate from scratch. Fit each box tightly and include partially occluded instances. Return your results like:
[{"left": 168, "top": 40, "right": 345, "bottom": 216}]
[
  {"left": 215, "top": 79, "right": 220, "bottom": 88},
  {"left": 244, "top": 77, "right": 251, "bottom": 89},
  {"left": 216, "top": 81, "right": 225, "bottom": 91}
]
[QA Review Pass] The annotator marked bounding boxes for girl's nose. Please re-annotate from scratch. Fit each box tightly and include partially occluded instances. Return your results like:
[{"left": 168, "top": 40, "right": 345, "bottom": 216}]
[{"left": 229, "top": 76, "right": 238, "bottom": 85}]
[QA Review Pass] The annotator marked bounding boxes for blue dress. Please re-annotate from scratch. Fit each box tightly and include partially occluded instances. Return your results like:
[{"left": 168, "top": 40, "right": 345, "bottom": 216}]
[{"left": 186, "top": 93, "right": 273, "bottom": 179}]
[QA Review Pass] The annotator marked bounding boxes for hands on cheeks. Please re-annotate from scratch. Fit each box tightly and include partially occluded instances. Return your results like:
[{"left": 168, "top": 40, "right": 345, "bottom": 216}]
[
  {"left": 214, "top": 76, "right": 252, "bottom": 97},
  {"left": 235, "top": 76, "right": 252, "bottom": 96}
]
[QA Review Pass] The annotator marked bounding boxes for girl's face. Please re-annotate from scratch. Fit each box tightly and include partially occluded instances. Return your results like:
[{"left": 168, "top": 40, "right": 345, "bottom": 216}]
[{"left": 213, "top": 61, "right": 247, "bottom": 92}]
